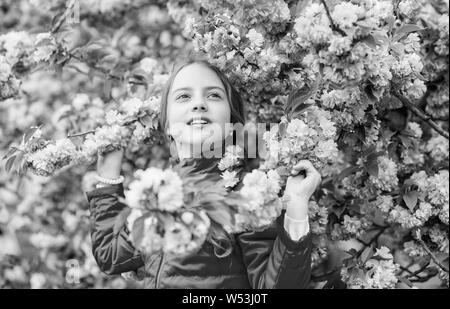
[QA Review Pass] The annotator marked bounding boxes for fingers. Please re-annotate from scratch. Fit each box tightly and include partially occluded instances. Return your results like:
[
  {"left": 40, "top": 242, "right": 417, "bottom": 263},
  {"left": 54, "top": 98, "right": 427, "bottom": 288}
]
[
  {"left": 291, "top": 160, "right": 322, "bottom": 183},
  {"left": 291, "top": 160, "right": 315, "bottom": 175}
]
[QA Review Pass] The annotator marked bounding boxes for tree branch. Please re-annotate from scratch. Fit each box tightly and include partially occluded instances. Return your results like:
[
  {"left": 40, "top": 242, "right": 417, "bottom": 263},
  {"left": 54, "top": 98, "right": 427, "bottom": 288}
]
[
  {"left": 400, "top": 261, "right": 431, "bottom": 280},
  {"left": 356, "top": 225, "right": 388, "bottom": 258},
  {"left": 320, "top": 0, "right": 347, "bottom": 36},
  {"left": 68, "top": 53, "right": 146, "bottom": 85},
  {"left": 67, "top": 130, "right": 96, "bottom": 138},
  {"left": 51, "top": 0, "right": 77, "bottom": 34},
  {"left": 69, "top": 53, "right": 122, "bottom": 81},
  {"left": 417, "top": 237, "right": 449, "bottom": 273},
  {"left": 392, "top": 91, "right": 449, "bottom": 139}
]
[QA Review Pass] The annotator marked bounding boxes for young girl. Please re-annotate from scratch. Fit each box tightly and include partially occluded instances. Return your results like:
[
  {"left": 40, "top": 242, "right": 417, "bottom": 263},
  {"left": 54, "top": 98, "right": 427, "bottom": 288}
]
[{"left": 85, "top": 59, "right": 322, "bottom": 289}]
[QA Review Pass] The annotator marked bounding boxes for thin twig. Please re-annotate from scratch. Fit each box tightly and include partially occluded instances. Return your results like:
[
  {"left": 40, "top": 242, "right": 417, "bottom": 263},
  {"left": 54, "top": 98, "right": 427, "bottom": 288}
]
[
  {"left": 51, "top": 0, "right": 77, "bottom": 34},
  {"left": 400, "top": 261, "right": 430, "bottom": 280},
  {"left": 67, "top": 130, "right": 96, "bottom": 138},
  {"left": 408, "top": 262, "right": 431, "bottom": 278},
  {"left": 320, "top": 0, "right": 347, "bottom": 36},
  {"left": 69, "top": 53, "right": 146, "bottom": 85},
  {"left": 393, "top": 91, "right": 449, "bottom": 139},
  {"left": 397, "top": 276, "right": 416, "bottom": 288},
  {"left": 409, "top": 272, "right": 438, "bottom": 283},
  {"left": 66, "top": 64, "right": 89, "bottom": 75},
  {"left": 69, "top": 53, "right": 122, "bottom": 81},
  {"left": 417, "top": 237, "right": 449, "bottom": 273},
  {"left": 356, "top": 225, "right": 388, "bottom": 258}
]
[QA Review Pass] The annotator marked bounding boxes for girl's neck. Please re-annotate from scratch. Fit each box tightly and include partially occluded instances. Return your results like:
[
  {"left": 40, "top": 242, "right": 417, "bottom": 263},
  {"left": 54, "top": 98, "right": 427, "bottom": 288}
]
[{"left": 174, "top": 140, "right": 227, "bottom": 160}]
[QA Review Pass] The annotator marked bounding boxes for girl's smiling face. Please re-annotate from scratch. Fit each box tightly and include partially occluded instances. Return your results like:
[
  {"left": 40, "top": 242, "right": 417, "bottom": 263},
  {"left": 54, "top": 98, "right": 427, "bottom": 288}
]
[{"left": 166, "top": 62, "right": 231, "bottom": 157}]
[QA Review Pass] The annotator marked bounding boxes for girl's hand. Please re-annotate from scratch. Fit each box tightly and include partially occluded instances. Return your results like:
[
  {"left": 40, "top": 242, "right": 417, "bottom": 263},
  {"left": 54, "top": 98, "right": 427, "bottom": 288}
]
[
  {"left": 96, "top": 148, "right": 124, "bottom": 179},
  {"left": 283, "top": 160, "right": 322, "bottom": 220}
]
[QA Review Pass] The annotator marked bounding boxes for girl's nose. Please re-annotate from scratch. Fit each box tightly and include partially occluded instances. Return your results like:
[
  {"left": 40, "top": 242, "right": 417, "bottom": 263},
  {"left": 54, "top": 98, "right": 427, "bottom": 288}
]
[{"left": 192, "top": 99, "right": 208, "bottom": 112}]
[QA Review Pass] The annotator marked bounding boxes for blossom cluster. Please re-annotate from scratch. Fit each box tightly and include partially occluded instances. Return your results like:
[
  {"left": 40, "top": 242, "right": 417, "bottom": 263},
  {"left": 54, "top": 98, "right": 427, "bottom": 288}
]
[
  {"left": 341, "top": 247, "right": 400, "bottom": 289},
  {"left": 375, "top": 170, "right": 450, "bottom": 229},
  {"left": 125, "top": 167, "right": 212, "bottom": 256},
  {"left": 25, "top": 138, "right": 78, "bottom": 176},
  {"left": 261, "top": 106, "right": 338, "bottom": 173},
  {"left": 307, "top": 200, "right": 329, "bottom": 267},
  {"left": 237, "top": 169, "right": 283, "bottom": 229},
  {"left": 0, "top": 31, "right": 61, "bottom": 100},
  {"left": 218, "top": 145, "right": 244, "bottom": 189}
]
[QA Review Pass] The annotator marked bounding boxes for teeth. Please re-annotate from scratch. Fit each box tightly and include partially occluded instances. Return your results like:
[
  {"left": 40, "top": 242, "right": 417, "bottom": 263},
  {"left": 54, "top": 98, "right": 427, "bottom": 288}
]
[{"left": 190, "top": 120, "right": 208, "bottom": 125}]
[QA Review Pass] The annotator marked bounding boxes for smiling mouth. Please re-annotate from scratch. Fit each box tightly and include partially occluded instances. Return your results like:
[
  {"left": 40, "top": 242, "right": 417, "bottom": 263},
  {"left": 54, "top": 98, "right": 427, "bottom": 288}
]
[{"left": 187, "top": 118, "right": 211, "bottom": 126}]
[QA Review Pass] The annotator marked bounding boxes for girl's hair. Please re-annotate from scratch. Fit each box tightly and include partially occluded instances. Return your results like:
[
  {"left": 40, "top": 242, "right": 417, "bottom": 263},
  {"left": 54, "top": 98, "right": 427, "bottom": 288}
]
[{"left": 158, "top": 57, "right": 246, "bottom": 258}]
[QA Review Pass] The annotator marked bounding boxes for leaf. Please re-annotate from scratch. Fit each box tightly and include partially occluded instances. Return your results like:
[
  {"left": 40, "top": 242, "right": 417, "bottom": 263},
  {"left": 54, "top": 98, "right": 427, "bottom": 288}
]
[
  {"left": 366, "top": 161, "right": 379, "bottom": 178},
  {"left": 19, "top": 160, "right": 28, "bottom": 175},
  {"left": 387, "top": 15, "right": 396, "bottom": 36},
  {"left": 361, "top": 145, "right": 377, "bottom": 157},
  {"left": 402, "top": 179, "right": 418, "bottom": 193},
  {"left": 372, "top": 32, "right": 389, "bottom": 46},
  {"left": 293, "top": 0, "right": 311, "bottom": 17},
  {"left": 34, "top": 38, "right": 54, "bottom": 48},
  {"left": 355, "top": 125, "right": 366, "bottom": 143},
  {"left": 356, "top": 269, "right": 366, "bottom": 281},
  {"left": 398, "top": 276, "right": 415, "bottom": 288},
  {"left": 138, "top": 114, "right": 155, "bottom": 128},
  {"left": 131, "top": 68, "right": 151, "bottom": 79},
  {"left": 346, "top": 249, "right": 359, "bottom": 258},
  {"left": 403, "top": 190, "right": 419, "bottom": 211},
  {"left": 336, "top": 166, "right": 359, "bottom": 181},
  {"left": 360, "top": 246, "right": 374, "bottom": 264},
  {"left": 285, "top": 75, "right": 321, "bottom": 119},
  {"left": 393, "top": 24, "right": 426, "bottom": 41},
  {"left": 331, "top": 204, "right": 346, "bottom": 219},
  {"left": 364, "top": 84, "right": 378, "bottom": 102},
  {"left": 442, "top": 257, "right": 449, "bottom": 270},
  {"left": 204, "top": 206, "right": 233, "bottom": 228},
  {"left": 398, "top": 135, "right": 413, "bottom": 149},
  {"left": 13, "top": 152, "right": 24, "bottom": 174},
  {"left": 387, "top": 142, "right": 397, "bottom": 158},
  {"left": 23, "top": 126, "right": 40, "bottom": 144},
  {"left": 5, "top": 156, "right": 16, "bottom": 173},
  {"left": 384, "top": 107, "right": 408, "bottom": 132},
  {"left": 362, "top": 35, "right": 377, "bottom": 48},
  {"left": 100, "top": 54, "right": 119, "bottom": 68},
  {"left": 348, "top": 200, "right": 361, "bottom": 214},
  {"left": 344, "top": 257, "right": 357, "bottom": 269},
  {"left": 366, "top": 151, "right": 385, "bottom": 163},
  {"left": 381, "top": 128, "right": 396, "bottom": 141},
  {"left": 2, "top": 147, "right": 19, "bottom": 160}
]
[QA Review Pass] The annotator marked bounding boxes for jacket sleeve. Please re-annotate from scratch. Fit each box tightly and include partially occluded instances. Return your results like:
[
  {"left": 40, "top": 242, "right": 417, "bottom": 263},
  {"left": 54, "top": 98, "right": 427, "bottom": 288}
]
[
  {"left": 236, "top": 210, "right": 313, "bottom": 289},
  {"left": 86, "top": 184, "right": 145, "bottom": 275}
]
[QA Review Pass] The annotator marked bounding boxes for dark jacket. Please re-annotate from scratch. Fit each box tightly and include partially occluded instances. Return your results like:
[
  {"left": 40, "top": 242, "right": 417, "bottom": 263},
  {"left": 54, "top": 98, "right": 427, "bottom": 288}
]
[{"left": 86, "top": 160, "right": 313, "bottom": 289}]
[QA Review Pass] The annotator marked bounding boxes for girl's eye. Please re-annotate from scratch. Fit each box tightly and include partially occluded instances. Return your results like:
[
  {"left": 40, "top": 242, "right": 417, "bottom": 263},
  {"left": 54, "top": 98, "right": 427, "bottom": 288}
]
[
  {"left": 176, "top": 94, "right": 190, "bottom": 101},
  {"left": 208, "top": 92, "right": 222, "bottom": 99}
]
